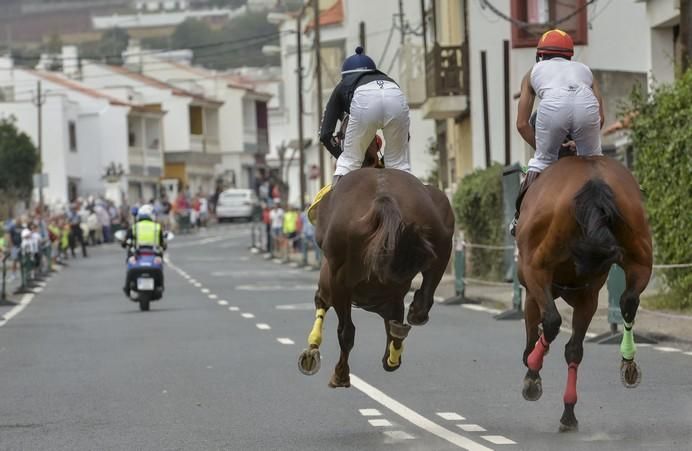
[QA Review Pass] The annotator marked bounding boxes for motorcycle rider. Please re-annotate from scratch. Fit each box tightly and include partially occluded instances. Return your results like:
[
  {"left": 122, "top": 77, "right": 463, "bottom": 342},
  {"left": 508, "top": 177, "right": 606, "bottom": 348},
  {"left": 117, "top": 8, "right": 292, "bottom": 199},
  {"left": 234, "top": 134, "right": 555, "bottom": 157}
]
[{"left": 122, "top": 204, "right": 166, "bottom": 297}]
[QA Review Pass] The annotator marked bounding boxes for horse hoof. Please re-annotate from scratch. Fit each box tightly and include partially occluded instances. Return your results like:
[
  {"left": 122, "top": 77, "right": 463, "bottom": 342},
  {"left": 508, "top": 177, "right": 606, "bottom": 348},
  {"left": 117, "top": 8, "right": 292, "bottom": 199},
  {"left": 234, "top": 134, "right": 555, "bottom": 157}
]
[
  {"left": 328, "top": 373, "right": 351, "bottom": 388},
  {"left": 298, "top": 348, "right": 321, "bottom": 376},
  {"left": 620, "top": 360, "right": 641, "bottom": 388},
  {"left": 559, "top": 421, "right": 579, "bottom": 433},
  {"left": 382, "top": 356, "right": 401, "bottom": 372},
  {"left": 406, "top": 310, "right": 429, "bottom": 326},
  {"left": 522, "top": 373, "right": 543, "bottom": 401}
]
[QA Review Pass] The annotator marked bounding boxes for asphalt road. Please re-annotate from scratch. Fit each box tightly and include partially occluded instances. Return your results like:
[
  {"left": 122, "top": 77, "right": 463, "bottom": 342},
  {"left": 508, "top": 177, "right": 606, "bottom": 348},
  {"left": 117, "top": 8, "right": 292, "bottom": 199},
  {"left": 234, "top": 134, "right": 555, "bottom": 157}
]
[{"left": 1, "top": 224, "right": 691, "bottom": 451}]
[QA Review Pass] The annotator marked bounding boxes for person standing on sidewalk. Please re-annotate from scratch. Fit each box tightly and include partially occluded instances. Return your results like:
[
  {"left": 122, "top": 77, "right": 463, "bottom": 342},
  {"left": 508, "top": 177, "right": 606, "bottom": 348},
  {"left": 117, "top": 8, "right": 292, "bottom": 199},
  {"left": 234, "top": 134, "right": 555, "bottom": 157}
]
[{"left": 68, "top": 203, "right": 88, "bottom": 258}]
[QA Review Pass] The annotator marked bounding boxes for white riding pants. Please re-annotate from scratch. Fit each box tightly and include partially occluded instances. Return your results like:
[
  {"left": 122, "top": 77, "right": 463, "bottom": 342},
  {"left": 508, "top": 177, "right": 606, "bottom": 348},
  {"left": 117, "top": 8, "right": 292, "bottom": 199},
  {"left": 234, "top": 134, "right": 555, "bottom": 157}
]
[
  {"left": 335, "top": 80, "right": 411, "bottom": 176},
  {"left": 528, "top": 86, "right": 602, "bottom": 173}
]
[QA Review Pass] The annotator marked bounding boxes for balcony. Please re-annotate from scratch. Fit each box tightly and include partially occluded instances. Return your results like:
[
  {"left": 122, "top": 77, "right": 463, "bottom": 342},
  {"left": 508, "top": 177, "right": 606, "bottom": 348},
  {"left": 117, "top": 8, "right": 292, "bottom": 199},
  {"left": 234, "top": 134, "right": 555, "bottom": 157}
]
[{"left": 422, "top": 43, "right": 469, "bottom": 120}]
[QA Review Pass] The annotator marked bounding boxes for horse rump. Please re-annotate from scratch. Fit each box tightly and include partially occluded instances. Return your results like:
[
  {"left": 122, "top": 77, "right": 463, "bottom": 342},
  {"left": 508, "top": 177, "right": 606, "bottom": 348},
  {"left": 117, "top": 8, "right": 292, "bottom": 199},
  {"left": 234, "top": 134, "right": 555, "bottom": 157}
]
[
  {"left": 361, "top": 194, "right": 436, "bottom": 283},
  {"left": 571, "top": 179, "right": 623, "bottom": 276}
]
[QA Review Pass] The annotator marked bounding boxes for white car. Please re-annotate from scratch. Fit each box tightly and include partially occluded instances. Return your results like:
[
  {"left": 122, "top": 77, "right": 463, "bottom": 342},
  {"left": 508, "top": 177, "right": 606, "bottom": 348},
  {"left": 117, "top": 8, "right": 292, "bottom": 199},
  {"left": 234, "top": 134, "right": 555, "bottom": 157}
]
[{"left": 216, "top": 189, "right": 259, "bottom": 222}]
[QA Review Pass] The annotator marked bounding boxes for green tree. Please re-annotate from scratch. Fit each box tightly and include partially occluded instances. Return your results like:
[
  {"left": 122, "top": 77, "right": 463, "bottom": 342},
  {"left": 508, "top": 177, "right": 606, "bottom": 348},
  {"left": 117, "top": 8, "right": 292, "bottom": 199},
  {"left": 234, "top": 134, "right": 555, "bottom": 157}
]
[
  {"left": 0, "top": 118, "right": 39, "bottom": 216},
  {"left": 99, "top": 28, "right": 131, "bottom": 65},
  {"left": 627, "top": 69, "right": 692, "bottom": 307}
]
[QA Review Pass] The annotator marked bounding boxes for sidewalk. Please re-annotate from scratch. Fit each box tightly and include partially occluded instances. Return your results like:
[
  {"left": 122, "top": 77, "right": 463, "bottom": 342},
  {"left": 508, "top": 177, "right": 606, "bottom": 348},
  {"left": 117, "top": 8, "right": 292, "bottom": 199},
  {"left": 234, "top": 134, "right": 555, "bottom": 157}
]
[{"left": 426, "top": 273, "right": 692, "bottom": 345}]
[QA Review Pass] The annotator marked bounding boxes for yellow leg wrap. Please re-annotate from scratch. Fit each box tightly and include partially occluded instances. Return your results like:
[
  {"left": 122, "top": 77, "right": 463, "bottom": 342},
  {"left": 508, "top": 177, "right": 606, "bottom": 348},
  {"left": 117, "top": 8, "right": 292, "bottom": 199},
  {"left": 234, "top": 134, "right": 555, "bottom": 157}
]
[
  {"left": 387, "top": 341, "right": 403, "bottom": 367},
  {"left": 308, "top": 308, "right": 326, "bottom": 347}
]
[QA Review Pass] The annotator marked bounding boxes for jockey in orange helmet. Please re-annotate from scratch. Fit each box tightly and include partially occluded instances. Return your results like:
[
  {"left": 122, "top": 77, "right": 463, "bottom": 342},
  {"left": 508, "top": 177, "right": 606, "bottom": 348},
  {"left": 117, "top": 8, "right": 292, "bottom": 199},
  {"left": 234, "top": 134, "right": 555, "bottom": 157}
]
[{"left": 510, "top": 29, "right": 605, "bottom": 236}]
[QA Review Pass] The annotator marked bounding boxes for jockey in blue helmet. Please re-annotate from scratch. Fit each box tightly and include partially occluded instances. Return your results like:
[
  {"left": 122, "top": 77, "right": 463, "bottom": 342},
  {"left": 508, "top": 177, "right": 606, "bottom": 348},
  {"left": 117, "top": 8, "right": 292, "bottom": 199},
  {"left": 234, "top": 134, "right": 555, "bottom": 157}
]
[{"left": 319, "top": 47, "right": 411, "bottom": 184}]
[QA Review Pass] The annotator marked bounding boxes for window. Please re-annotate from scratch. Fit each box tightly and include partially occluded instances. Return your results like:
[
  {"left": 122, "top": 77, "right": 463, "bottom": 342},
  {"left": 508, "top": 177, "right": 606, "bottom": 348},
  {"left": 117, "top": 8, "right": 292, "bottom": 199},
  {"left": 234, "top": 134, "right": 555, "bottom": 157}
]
[
  {"left": 189, "top": 105, "right": 203, "bottom": 135},
  {"left": 510, "top": 0, "right": 588, "bottom": 48},
  {"left": 68, "top": 121, "right": 77, "bottom": 152}
]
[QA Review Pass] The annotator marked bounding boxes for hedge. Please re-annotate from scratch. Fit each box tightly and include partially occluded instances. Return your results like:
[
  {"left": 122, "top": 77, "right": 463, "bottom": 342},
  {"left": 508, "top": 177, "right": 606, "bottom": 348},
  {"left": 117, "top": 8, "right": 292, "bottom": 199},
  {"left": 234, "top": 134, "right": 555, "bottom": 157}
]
[{"left": 627, "top": 70, "right": 692, "bottom": 308}]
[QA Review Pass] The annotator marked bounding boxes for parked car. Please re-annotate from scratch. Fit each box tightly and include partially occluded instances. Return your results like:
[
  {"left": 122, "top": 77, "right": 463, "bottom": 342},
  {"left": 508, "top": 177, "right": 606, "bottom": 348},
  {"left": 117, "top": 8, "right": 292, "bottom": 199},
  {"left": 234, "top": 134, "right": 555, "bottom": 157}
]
[{"left": 216, "top": 189, "right": 259, "bottom": 222}]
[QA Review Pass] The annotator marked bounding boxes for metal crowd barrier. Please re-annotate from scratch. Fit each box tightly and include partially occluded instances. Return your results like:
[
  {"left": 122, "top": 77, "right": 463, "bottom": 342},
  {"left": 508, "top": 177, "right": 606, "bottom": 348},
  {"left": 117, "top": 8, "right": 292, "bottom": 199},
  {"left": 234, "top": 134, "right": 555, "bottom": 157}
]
[{"left": 249, "top": 221, "right": 321, "bottom": 270}]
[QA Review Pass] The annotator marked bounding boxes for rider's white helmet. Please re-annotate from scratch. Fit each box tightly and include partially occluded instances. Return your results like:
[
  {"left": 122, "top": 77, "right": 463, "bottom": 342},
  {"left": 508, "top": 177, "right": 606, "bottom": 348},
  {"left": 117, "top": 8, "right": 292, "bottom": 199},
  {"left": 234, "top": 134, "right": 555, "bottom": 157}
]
[{"left": 137, "top": 204, "right": 155, "bottom": 221}]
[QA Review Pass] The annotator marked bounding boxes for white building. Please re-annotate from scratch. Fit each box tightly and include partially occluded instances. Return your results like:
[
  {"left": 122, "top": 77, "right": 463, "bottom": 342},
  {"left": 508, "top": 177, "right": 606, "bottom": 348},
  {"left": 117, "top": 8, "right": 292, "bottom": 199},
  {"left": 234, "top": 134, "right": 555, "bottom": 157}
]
[
  {"left": 0, "top": 60, "right": 164, "bottom": 207},
  {"left": 78, "top": 61, "right": 223, "bottom": 197},
  {"left": 273, "top": 0, "right": 437, "bottom": 207},
  {"left": 121, "top": 50, "right": 273, "bottom": 190},
  {"left": 417, "top": 0, "right": 667, "bottom": 188}
]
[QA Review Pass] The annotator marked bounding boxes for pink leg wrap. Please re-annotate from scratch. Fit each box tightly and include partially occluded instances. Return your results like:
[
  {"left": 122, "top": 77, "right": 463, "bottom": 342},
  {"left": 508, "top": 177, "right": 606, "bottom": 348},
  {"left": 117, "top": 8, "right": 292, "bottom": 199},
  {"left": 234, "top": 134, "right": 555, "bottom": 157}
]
[
  {"left": 563, "top": 363, "right": 579, "bottom": 405},
  {"left": 527, "top": 335, "right": 549, "bottom": 372}
]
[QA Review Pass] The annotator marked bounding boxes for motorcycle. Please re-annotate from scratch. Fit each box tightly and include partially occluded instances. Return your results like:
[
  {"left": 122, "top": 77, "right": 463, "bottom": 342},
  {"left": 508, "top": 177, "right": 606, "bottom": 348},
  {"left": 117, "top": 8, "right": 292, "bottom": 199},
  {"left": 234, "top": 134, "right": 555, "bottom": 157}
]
[{"left": 114, "top": 229, "right": 174, "bottom": 311}]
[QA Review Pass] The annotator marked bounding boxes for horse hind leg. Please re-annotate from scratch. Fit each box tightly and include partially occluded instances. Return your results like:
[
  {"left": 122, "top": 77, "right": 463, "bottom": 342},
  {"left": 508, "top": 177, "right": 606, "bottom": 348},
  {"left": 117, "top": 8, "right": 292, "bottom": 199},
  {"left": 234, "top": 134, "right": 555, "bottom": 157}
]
[
  {"left": 328, "top": 282, "right": 355, "bottom": 388},
  {"left": 559, "top": 291, "right": 598, "bottom": 433},
  {"left": 523, "top": 272, "right": 561, "bottom": 402},
  {"left": 407, "top": 256, "right": 448, "bottom": 326},
  {"left": 382, "top": 302, "right": 410, "bottom": 372},
  {"left": 619, "top": 262, "right": 651, "bottom": 388}
]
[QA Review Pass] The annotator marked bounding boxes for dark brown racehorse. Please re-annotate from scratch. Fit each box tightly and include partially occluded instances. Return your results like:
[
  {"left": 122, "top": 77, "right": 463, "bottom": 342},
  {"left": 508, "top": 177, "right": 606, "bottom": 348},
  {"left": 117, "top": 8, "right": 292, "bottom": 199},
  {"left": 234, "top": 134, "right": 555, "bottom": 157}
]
[
  {"left": 297, "top": 168, "right": 455, "bottom": 387},
  {"left": 516, "top": 155, "right": 652, "bottom": 432}
]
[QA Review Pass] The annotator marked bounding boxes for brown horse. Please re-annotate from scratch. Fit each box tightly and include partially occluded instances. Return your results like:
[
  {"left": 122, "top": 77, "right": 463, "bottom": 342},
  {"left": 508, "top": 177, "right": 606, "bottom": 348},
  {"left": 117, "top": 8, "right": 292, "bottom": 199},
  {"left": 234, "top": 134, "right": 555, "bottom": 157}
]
[
  {"left": 516, "top": 155, "right": 652, "bottom": 432},
  {"left": 298, "top": 168, "right": 455, "bottom": 387}
]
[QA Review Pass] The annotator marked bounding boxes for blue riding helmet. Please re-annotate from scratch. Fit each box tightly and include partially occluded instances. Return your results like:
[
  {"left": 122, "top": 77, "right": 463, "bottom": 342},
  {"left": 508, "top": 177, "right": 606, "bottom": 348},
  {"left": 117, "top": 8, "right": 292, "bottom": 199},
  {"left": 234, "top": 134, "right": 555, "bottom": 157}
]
[
  {"left": 131, "top": 206, "right": 139, "bottom": 217},
  {"left": 341, "top": 46, "right": 376, "bottom": 75}
]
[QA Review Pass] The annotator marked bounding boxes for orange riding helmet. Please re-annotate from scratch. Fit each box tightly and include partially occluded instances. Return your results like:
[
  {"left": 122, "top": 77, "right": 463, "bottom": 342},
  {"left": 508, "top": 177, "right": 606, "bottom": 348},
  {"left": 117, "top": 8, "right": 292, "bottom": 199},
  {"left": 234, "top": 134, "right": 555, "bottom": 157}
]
[{"left": 536, "top": 29, "right": 574, "bottom": 59}]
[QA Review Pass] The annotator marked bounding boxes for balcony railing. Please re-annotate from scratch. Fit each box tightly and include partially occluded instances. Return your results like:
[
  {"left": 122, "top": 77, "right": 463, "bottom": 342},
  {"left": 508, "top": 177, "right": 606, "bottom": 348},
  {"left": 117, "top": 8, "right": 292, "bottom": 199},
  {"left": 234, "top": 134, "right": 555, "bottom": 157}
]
[{"left": 425, "top": 43, "right": 467, "bottom": 98}]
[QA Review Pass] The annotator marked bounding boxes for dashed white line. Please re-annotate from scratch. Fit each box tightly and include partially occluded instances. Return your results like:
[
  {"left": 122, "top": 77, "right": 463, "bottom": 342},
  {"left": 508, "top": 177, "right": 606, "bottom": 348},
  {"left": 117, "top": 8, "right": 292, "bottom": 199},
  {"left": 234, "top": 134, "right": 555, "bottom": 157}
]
[
  {"left": 208, "top": 294, "right": 218, "bottom": 300},
  {"left": 241, "top": 313, "right": 255, "bottom": 319},
  {"left": 368, "top": 419, "right": 392, "bottom": 427},
  {"left": 684, "top": 351, "right": 692, "bottom": 356},
  {"left": 653, "top": 346, "right": 682, "bottom": 353},
  {"left": 256, "top": 323, "right": 271, "bottom": 330},
  {"left": 193, "top": 283, "right": 202, "bottom": 288},
  {"left": 481, "top": 435, "right": 516, "bottom": 445},
  {"left": 383, "top": 430, "right": 415, "bottom": 440},
  {"left": 276, "top": 338, "right": 294, "bottom": 345},
  {"left": 228, "top": 306, "right": 239, "bottom": 311},
  {"left": 457, "top": 424, "right": 487, "bottom": 432},
  {"left": 201, "top": 288, "right": 210, "bottom": 294},
  {"left": 349, "top": 374, "right": 493, "bottom": 451},
  {"left": 437, "top": 412, "right": 466, "bottom": 421},
  {"left": 189, "top": 279, "right": 197, "bottom": 284},
  {"left": 217, "top": 300, "right": 229, "bottom": 306},
  {"left": 462, "top": 304, "right": 502, "bottom": 315},
  {"left": 359, "top": 409, "right": 382, "bottom": 417}
]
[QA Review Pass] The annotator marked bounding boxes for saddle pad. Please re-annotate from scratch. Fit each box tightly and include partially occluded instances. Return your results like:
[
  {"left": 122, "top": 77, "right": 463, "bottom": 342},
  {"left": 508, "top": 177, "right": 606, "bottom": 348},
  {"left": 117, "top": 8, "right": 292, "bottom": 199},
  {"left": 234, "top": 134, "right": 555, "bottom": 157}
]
[{"left": 307, "top": 184, "right": 332, "bottom": 225}]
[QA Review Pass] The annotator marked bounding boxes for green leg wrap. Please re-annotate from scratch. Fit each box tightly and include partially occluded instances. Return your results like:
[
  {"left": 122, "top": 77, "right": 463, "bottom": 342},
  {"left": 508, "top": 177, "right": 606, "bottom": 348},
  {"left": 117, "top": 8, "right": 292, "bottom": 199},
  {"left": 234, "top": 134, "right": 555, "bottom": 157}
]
[{"left": 620, "top": 322, "right": 636, "bottom": 360}]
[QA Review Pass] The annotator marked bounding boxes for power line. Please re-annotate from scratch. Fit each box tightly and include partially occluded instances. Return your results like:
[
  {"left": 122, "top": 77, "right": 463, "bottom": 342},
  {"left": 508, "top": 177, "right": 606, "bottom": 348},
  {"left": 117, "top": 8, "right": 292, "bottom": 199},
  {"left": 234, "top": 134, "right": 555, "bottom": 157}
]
[{"left": 480, "top": 0, "right": 598, "bottom": 33}]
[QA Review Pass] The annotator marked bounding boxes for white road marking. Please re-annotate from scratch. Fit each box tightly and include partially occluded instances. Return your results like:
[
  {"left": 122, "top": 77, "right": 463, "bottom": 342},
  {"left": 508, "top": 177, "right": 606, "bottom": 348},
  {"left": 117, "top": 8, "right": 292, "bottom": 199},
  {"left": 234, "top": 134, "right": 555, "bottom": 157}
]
[
  {"left": 237, "top": 284, "right": 315, "bottom": 291},
  {"left": 368, "top": 419, "right": 392, "bottom": 427},
  {"left": 201, "top": 288, "right": 210, "bottom": 294},
  {"left": 461, "top": 304, "right": 502, "bottom": 315},
  {"left": 241, "top": 313, "right": 255, "bottom": 319},
  {"left": 256, "top": 323, "right": 271, "bottom": 330},
  {"left": 33, "top": 287, "right": 44, "bottom": 293},
  {"left": 585, "top": 332, "right": 597, "bottom": 339},
  {"left": 383, "top": 431, "right": 415, "bottom": 440},
  {"left": 194, "top": 283, "right": 202, "bottom": 288},
  {"left": 349, "top": 374, "right": 493, "bottom": 451},
  {"left": 212, "top": 270, "right": 300, "bottom": 277},
  {"left": 276, "top": 303, "right": 316, "bottom": 311},
  {"left": 482, "top": 435, "right": 516, "bottom": 445},
  {"left": 684, "top": 352, "right": 692, "bottom": 356},
  {"left": 228, "top": 306, "right": 239, "bottom": 311},
  {"left": 208, "top": 294, "right": 218, "bottom": 300},
  {"left": 359, "top": 409, "right": 382, "bottom": 417},
  {"left": 653, "top": 346, "right": 682, "bottom": 353},
  {"left": 277, "top": 338, "right": 294, "bottom": 345},
  {"left": 0, "top": 293, "right": 35, "bottom": 328},
  {"left": 189, "top": 279, "right": 197, "bottom": 284},
  {"left": 638, "top": 343, "right": 653, "bottom": 348},
  {"left": 437, "top": 412, "right": 466, "bottom": 421},
  {"left": 457, "top": 424, "right": 487, "bottom": 432},
  {"left": 217, "top": 300, "right": 229, "bottom": 306}
]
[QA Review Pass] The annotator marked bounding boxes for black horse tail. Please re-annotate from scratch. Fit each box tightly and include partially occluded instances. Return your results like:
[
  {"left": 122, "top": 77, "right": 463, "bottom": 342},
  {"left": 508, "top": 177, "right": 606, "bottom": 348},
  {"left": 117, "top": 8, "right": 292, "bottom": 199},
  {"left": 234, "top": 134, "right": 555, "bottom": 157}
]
[
  {"left": 362, "top": 194, "right": 436, "bottom": 283},
  {"left": 571, "top": 179, "right": 623, "bottom": 276}
]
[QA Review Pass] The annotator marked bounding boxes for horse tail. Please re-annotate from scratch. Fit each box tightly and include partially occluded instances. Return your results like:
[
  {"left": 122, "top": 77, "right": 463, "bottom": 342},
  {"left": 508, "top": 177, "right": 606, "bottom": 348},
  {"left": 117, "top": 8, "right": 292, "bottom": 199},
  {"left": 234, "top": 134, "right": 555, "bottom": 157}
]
[
  {"left": 571, "top": 179, "right": 623, "bottom": 276},
  {"left": 362, "top": 194, "right": 436, "bottom": 283}
]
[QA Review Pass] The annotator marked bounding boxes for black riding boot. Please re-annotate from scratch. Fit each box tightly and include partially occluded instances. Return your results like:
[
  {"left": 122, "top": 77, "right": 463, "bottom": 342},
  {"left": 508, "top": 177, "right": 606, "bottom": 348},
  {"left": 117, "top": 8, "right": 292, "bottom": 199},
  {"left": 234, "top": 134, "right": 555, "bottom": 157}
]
[{"left": 509, "top": 171, "right": 540, "bottom": 237}]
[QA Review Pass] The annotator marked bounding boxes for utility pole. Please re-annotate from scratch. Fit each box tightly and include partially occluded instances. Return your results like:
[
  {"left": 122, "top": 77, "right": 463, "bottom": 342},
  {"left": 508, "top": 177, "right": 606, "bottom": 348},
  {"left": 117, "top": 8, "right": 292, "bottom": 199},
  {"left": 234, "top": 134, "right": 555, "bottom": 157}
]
[
  {"left": 296, "top": 11, "right": 307, "bottom": 210},
  {"left": 32, "top": 81, "right": 45, "bottom": 213},
  {"left": 398, "top": 0, "right": 406, "bottom": 44},
  {"left": 681, "top": 0, "right": 691, "bottom": 72},
  {"left": 359, "top": 22, "right": 366, "bottom": 49},
  {"left": 313, "top": 0, "right": 325, "bottom": 186}
]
